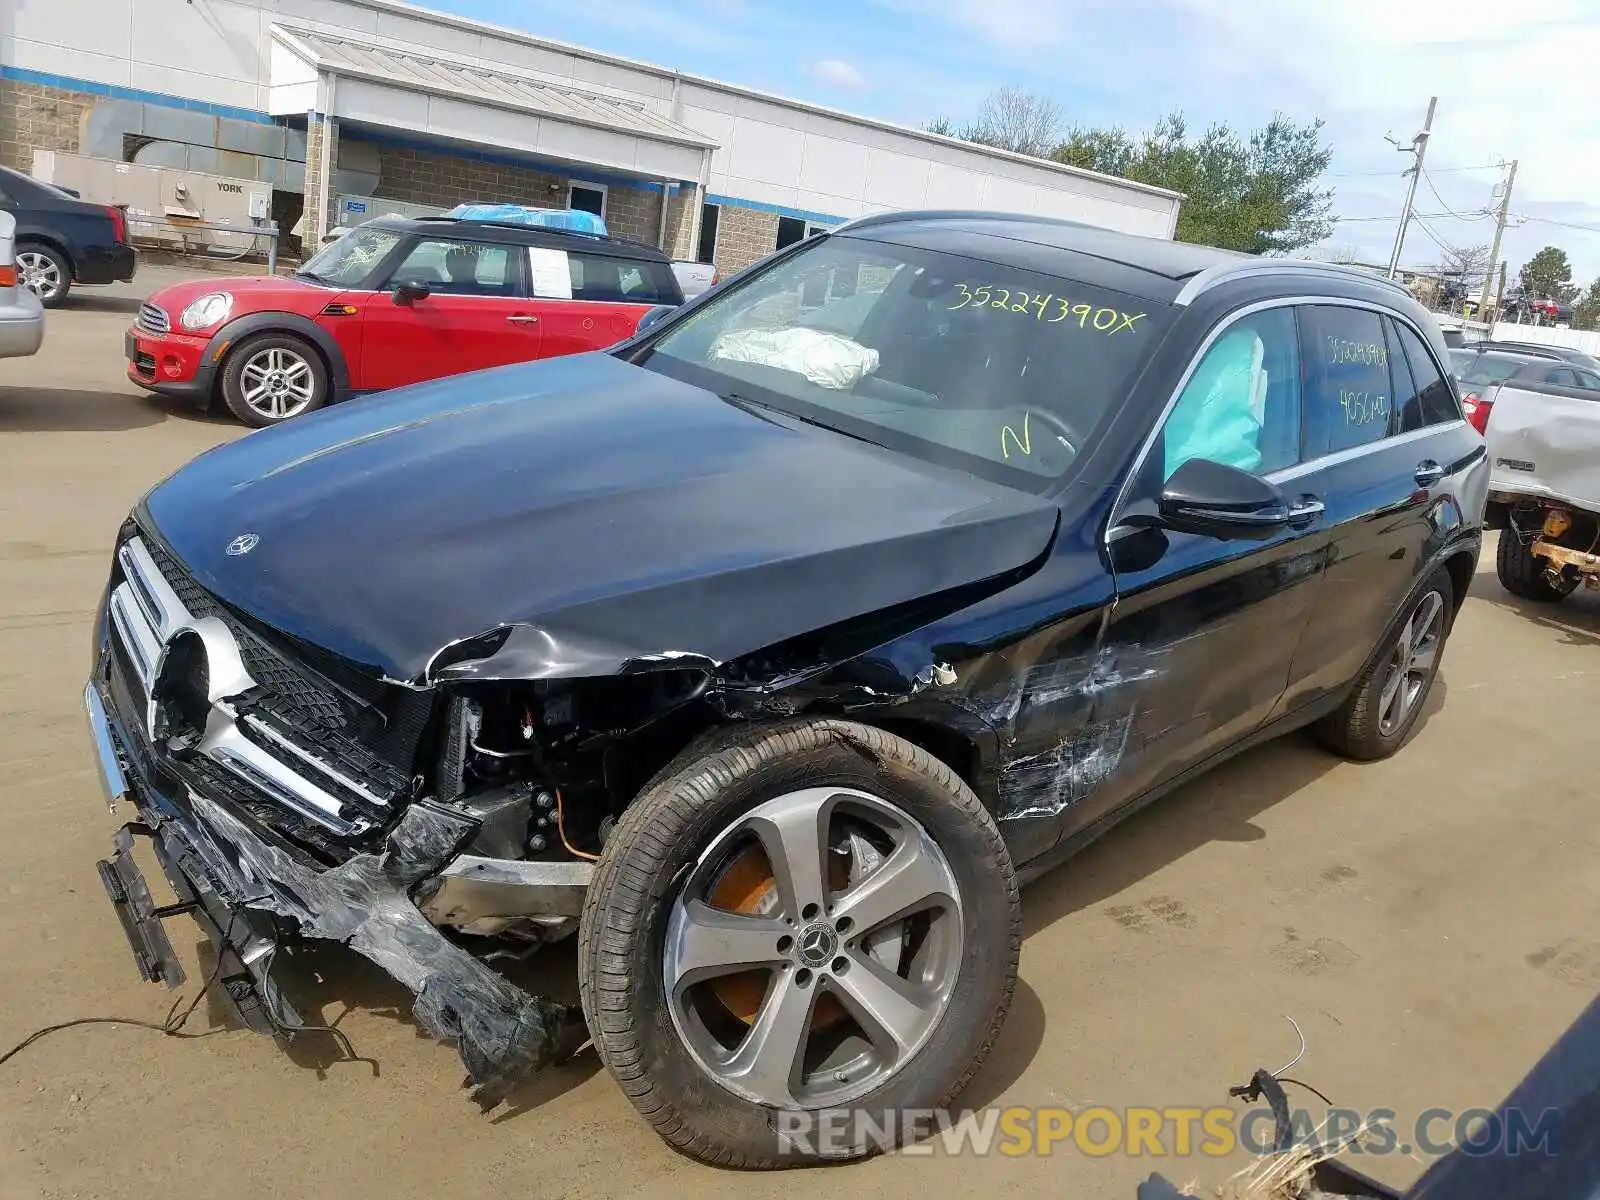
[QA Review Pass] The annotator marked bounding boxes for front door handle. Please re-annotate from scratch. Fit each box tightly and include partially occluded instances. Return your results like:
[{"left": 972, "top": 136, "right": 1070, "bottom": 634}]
[
  {"left": 506, "top": 314, "right": 539, "bottom": 325},
  {"left": 1414, "top": 460, "right": 1445, "bottom": 487},
  {"left": 1286, "top": 495, "right": 1324, "bottom": 525}
]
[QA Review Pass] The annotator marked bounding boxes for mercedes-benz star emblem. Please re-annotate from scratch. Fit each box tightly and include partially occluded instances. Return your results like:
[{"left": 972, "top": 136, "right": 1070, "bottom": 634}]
[
  {"left": 225, "top": 533, "right": 260, "bottom": 557},
  {"left": 797, "top": 924, "right": 838, "bottom": 967}
]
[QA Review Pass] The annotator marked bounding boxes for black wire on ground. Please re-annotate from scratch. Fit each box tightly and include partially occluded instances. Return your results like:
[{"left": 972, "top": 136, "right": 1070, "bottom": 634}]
[{"left": 0, "top": 915, "right": 240, "bottom": 1071}]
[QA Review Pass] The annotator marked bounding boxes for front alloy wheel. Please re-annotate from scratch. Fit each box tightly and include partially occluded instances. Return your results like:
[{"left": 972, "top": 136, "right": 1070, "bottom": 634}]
[
  {"left": 664, "top": 786, "right": 964, "bottom": 1109},
  {"left": 219, "top": 333, "right": 330, "bottom": 427},
  {"left": 580, "top": 719, "right": 1020, "bottom": 1168}
]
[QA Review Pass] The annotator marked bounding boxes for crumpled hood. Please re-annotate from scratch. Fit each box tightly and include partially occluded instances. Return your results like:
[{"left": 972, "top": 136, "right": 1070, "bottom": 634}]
[{"left": 143, "top": 353, "right": 1059, "bottom": 681}]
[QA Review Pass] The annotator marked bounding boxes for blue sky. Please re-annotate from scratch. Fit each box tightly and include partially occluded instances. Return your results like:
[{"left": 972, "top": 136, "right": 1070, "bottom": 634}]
[{"left": 429, "top": 0, "right": 1600, "bottom": 283}]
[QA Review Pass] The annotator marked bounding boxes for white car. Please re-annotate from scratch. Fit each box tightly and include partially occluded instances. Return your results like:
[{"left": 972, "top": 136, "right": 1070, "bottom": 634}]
[{"left": 0, "top": 211, "right": 45, "bottom": 359}]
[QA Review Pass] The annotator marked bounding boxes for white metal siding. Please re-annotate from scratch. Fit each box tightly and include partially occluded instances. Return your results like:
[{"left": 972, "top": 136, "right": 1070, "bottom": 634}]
[{"left": 9, "top": 0, "right": 1181, "bottom": 235}]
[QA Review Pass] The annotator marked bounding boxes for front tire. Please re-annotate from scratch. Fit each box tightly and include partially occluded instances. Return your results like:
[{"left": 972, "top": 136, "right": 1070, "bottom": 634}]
[
  {"left": 17, "top": 243, "right": 71, "bottom": 308},
  {"left": 219, "top": 333, "right": 329, "bottom": 427},
  {"left": 578, "top": 719, "right": 1020, "bottom": 1168},
  {"left": 1496, "top": 529, "right": 1577, "bottom": 602},
  {"left": 1316, "top": 568, "right": 1453, "bottom": 761}
]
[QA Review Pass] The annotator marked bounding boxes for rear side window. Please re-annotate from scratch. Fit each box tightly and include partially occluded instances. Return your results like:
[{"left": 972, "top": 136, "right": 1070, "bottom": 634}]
[
  {"left": 1541, "top": 366, "right": 1580, "bottom": 387},
  {"left": 1392, "top": 320, "right": 1462, "bottom": 427},
  {"left": 1300, "top": 306, "right": 1393, "bottom": 457},
  {"left": 567, "top": 252, "right": 679, "bottom": 304}
]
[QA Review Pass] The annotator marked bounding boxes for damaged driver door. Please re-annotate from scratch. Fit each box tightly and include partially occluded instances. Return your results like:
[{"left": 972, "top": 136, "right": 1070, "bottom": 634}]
[{"left": 1073, "top": 302, "right": 1332, "bottom": 831}]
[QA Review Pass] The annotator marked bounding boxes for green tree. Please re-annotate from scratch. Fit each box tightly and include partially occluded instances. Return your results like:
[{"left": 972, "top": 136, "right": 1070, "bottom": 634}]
[
  {"left": 1053, "top": 110, "right": 1335, "bottom": 254},
  {"left": 1573, "top": 278, "right": 1600, "bottom": 331},
  {"left": 1519, "top": 246, "right": 1576, "bottom": 301}
]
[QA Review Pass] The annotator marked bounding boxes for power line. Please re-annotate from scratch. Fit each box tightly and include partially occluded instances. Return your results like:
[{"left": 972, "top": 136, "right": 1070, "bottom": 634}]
[
  {"left": 1331, "top": 212, "right": 1474, "bottom": 223},
  {"left": 1327, "top": 162, "right": 1502, "bottom": 179},
  {"left": 1512, "top": 214, "right": 1600, "bottom": 234},
  {"left": 1420, "top": 169, "right": 1490, "bottom": 221}
]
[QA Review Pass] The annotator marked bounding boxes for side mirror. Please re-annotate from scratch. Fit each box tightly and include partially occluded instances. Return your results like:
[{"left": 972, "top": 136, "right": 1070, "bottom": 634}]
[
  {"left": 392, "top": 280, "right": 430, "bottom": 305},
  {"left": 634, "top": 304, "right": 674, "bottom": 335},
  {"left": 1156, "top": 458, "right": 1289, "bottom": 541}
]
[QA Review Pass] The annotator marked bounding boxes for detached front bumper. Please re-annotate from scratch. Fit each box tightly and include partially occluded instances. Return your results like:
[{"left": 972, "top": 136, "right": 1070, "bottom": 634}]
[{"left": 83, "top": 673, "right": 590, "bottom": 1107}]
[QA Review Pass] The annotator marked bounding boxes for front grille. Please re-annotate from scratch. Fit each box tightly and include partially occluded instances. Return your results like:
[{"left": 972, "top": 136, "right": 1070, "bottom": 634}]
[
  {"left": 104, "top": 532, "right": 435, "bottom": 847},
  {"left": 136, "top": 302, "right": 170, "bottom": 336}
]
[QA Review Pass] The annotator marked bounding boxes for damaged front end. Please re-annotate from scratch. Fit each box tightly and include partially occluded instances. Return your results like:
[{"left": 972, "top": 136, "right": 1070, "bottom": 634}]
[
  {"left": 85, "top": 530, "right": 626, "bottom": 1106},
  {"left": 85, "top": 492, "right": 1058, "bottom": 1108}
]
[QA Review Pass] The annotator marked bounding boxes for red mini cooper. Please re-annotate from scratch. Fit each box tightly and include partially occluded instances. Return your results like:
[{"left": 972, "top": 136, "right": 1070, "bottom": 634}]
[{"left": 126, "top": 216, "right": 684, "bottom": 426}]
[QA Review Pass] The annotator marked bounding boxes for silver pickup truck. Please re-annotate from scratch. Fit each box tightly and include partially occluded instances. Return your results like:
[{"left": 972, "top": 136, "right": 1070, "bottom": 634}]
[{"left": 1482, "top": 361, "right": 1600, "bottom": 599}]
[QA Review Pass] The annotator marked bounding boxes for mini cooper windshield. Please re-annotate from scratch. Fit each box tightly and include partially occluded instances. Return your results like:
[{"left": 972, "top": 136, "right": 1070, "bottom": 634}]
[{"left": 643, "top": 233, "right": 1172, "bottom": 487}]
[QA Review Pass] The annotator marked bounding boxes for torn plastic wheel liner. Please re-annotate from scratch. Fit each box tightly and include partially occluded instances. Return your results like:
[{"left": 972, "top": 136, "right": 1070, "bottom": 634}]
[{"left": 110, "top": 786, "right": 589, "bottom": 1109}]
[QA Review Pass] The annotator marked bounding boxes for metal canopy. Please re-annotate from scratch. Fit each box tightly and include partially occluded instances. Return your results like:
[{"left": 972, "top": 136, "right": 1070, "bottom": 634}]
[{"left": 270, "top": 25, "right": 717, "bottom": 151}]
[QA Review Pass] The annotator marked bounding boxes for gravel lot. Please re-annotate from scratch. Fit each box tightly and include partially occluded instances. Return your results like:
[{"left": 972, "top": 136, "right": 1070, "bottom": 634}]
[{"left": 2, "top": 275, "right": 1598, "bottom": 1199}]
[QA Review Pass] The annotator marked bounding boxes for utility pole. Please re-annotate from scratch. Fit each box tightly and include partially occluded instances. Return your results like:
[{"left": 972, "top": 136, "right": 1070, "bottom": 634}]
[
  {"left": 1478, "top": 159, "right": 1518, "bottom": 319},
  {"left": 1387, "top": 97, "right": 1437, "bottom": 279},
  {"left": 1494, "top": 260, "right": 1508, "bottom": 321}
]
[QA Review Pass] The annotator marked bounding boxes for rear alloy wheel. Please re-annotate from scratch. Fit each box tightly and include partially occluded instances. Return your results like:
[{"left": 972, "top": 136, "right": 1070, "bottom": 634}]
[
  {"left": 580, "top": 719, "right": 1019, "bottom": 1168},
  {"left": 220, "top": 334, "right": 328, "bottom": 426},
  {"left": 1316, "top": 568, "right": 1454, "bottom": 760},
  {"left": 17, "top": 245, "right": 70, "bottom": 307}
]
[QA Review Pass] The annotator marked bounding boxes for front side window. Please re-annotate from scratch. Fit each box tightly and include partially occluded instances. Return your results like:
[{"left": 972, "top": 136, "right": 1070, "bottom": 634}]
[
  {"left": 1300, "top": 305, "right": 1394, "bottom": 457},
  {"left": 641, "top": 235, "right": 1172, "bottom": 488},
  {"left": 1162, "top": 307, "right": 1301, "bottom": 480},
  {"left": 1454, "top": 352, "right": 1539, "bottom": 388},
  {"left": 1576, "top": 368, "right": 1600, "bottom": 391},
  {"left": 298, "top": 225, "right": 404, "bottom": 288},
  {"left": 387, "top": 239, "right": 519, "bottom": 296}
]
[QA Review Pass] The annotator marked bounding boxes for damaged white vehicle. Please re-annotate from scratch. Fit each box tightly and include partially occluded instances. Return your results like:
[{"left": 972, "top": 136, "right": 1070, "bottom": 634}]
[
  {"left": 1478, "top": 357, "right": 1600, "bottom": 599},
  {"left": 86, "top": 212, "right": 1485, "bottom": 1167}
]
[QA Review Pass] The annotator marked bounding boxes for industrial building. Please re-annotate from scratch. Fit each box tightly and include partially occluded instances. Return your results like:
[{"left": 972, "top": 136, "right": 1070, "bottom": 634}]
[{"left": 2, "top": 0, "right": 1183, "bottom": 271}]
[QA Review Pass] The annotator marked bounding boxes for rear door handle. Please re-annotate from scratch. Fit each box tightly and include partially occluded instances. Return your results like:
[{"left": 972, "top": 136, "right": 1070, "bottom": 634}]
[
  {"left": 506, "top": 314, "right": 539, "bottom": 325},
  {"left": 1287, "top": 494, "right": 1324, "bottom": 524},
  {"left": 1414, "top": 460, "right": 1445, "bottom": 487}
]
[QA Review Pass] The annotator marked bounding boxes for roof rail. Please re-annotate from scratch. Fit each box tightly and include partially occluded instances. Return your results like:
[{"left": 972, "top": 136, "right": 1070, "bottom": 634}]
[
  {"left": 832, "top": 209, "right": 1097, "bottom": 236},
  {"left": 1174, "top": 259, "right": 1413, "bottom": 306},
  {"left": 401, "top": 215, "right": 664, "bottom": 254}
]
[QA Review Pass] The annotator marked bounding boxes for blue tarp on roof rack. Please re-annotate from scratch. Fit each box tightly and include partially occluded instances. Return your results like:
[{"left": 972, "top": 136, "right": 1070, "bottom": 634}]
[{"left": 444, "top": 204, "right": 608, "bottom": 237}]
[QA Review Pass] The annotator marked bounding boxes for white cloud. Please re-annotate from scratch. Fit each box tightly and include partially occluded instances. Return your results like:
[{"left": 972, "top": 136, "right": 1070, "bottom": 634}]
[
  {"left": 879, "top": 0, "right": 1600, "bottom": 276},
  {"left": 811, "top": 58, "right": 870, "bottom": 90}
]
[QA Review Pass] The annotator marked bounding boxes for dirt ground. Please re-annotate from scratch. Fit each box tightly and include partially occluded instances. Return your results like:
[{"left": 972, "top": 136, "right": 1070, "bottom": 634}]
[{"left": 1, "top": 278, "right": 1597, "bottom": 1200}]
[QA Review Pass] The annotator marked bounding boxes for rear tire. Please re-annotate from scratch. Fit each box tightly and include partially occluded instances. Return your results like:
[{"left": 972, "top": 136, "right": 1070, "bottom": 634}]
[
  {"left": 220, "top": 333, "right": 329, "bottom": 427},
  {"left": 1316, "top": 568, "right": 1454, "bottom": 761},
  {"left": 578, "top": 718, "right": 1020, "bottom": 1168},
  {"left": 1496, "top": 529, "right": 1577, "bottom": 602},
  {"left": 16, "top": 243, "right": 71, "bottom": 308}
]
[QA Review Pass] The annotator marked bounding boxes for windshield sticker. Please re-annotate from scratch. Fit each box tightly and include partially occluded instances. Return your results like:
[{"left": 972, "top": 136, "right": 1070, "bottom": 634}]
[
  {"left": 947, "top": 284, "right": 1145, "bottom": 333},
  {"left": 1001, "top": 411, "right": 1032, "bottom": 459}
]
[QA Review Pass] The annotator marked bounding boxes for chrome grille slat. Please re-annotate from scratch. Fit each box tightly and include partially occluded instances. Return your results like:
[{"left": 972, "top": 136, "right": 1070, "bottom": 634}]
[
  {"left": 103, "top": 535, "right": 383, "bottom": 838},
  {"left": 136, "top": 302, "right": 170, "bottom": 336}
]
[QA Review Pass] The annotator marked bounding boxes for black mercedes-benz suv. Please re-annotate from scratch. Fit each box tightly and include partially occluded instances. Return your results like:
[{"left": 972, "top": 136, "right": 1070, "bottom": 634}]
[{"left": 84, "top": 211, "right": 1487, "bottom": 1167}]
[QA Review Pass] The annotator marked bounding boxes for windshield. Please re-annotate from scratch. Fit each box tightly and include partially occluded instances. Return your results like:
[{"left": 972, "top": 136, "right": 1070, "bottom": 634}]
[
  {"left": 298, "top": 224, "right": 403, "bottom": 287},
  {"left": 640, "top": 235, "right": 1171, "bottom": 488},
  {"left": 1451, "top": 350, "right": 1537, "bottom": 386}
]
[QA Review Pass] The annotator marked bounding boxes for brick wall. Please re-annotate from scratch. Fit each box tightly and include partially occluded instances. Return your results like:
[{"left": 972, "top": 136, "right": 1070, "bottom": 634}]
[
  {"left": 661, "top": 186, "right": 697, "bottom": 260},
  {"left": 302, "top": 115, "right": 338, "bottom": 249},
  {"left": 367, "top": 141, "right": 568, "bottom": 209},
  {"left": 365, "top": 141, "right": 671, "bottom": 247},
  {"left": 0, "top": 79, "right": 91, "bottom": 172},
  {"left": 712, "top": 204, "right": 780, "bottom": 274}
]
